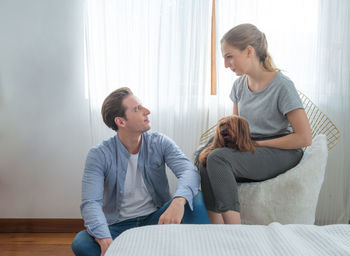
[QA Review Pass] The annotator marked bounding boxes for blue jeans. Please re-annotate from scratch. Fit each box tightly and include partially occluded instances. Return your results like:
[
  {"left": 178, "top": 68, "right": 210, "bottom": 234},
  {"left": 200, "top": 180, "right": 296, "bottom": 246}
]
[{"left": 72, "top": 191, "right": 209, "bottom": 256}]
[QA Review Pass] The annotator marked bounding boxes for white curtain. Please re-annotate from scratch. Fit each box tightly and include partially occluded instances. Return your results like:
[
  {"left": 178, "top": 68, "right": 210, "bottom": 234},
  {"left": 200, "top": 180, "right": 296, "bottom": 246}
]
[
  {"left": 85, "top": 0, "right": 349, "bottom": 223},
  {"left": 84, "top": 0, "right": 212, "bottom": 191},
  {"left": 313, "top": 0, "right": 350, "bottom": 225},
  {"left": 215, "top": 0, "right": 350, "bottom": 224},
  {"left": 85, "top": 0, "right": 212, "bottom": 152}
]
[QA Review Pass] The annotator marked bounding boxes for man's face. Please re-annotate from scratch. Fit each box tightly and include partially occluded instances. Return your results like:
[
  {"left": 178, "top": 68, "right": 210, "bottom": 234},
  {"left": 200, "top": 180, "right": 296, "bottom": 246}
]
[{"left": 121, "top": 95, "right": 151, "bottom": 133}]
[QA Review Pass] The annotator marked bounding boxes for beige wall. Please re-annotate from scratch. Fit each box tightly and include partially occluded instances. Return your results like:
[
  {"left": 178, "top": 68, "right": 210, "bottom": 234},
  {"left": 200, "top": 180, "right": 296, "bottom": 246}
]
[{"left": 0, "top": 0, "right": 91, "bottom": 218}]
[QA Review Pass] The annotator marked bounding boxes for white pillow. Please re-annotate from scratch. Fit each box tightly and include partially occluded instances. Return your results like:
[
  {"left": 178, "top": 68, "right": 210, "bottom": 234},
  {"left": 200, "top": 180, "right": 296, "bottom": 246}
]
[{"left": 238, "top": 134, "right": 328, "bottom": 225}]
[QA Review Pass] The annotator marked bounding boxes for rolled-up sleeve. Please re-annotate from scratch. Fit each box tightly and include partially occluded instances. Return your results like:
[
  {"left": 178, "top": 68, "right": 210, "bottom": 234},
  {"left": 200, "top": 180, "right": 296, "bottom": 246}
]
[
  {"left": 80, "top": 148, "right": 111, "bottom": 239},
  {"left": 161, "top": 135, "right": 200, "bottom": 210}
]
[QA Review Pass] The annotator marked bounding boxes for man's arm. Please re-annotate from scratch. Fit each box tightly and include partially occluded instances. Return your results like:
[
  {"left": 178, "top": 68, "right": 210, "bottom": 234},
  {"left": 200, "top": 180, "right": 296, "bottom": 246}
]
[
  {"left": 157, "top": 135, "right": 200, "bottom": 224},
  {"left": 81, "top": 148, "right": 112, "bottom": 239},
  {"left": 158, "top": 197, "right": 186, "bottom": 224}
]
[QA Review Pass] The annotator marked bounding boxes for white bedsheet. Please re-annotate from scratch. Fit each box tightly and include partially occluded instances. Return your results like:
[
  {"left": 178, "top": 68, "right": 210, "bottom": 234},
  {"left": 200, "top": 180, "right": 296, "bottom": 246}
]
[{"left": 106, "top": 223, "right": 350, "bottom": 256}]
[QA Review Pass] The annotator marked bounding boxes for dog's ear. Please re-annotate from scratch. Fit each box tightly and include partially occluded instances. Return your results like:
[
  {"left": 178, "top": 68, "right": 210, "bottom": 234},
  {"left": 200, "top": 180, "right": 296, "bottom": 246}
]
[
  {"left": 214, "top": 124, "right": 225, "bottom": 147},
  {"left": 237, "top": 119, "right": 244, "bottom": 136},
  {"left": 194, "top": 136, "right": 214, "bottom": 168},
  {"left": 236, "top": 118, "right": 254, "bottom": 151}
]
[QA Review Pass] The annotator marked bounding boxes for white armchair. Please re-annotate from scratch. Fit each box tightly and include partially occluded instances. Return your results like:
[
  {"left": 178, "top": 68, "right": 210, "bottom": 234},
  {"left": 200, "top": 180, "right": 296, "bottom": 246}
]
[{"left": 198, "top": 91, "right": 340, "bottom": 224}]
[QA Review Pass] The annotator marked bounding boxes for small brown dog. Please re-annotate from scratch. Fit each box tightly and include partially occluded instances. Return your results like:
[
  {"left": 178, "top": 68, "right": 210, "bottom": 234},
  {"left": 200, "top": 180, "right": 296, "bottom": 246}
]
[{"left": 198, "top": 115, "right": 255, "bottom": 167}]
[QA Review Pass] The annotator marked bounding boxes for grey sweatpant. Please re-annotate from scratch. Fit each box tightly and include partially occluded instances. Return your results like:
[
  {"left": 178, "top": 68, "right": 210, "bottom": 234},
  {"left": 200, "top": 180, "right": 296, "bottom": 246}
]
[{"left": 199, "top": 147, "right": 303, "bottom": 213}]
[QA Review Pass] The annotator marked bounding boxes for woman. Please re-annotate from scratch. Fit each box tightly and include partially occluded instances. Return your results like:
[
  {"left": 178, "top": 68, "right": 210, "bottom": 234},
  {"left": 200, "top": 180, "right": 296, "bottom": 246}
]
[{"left": 199, "top": 23, "right": 312, "bottom": 224}]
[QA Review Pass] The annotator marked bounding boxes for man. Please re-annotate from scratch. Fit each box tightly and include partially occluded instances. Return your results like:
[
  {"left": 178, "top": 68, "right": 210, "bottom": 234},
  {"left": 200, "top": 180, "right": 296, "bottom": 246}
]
[{"left": 72, "top": 87, "right": 209, "bottom": 256}]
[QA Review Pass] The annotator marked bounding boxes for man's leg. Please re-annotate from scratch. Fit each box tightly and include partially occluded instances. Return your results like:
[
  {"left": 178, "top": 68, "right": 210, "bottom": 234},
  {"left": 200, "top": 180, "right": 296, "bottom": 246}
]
[
  {"left": 143, "top": 191, "right": 210, "bottom": 225},
  {"left": 181, "top": 191, "right": 210, "bottom": 224},
  {"left": 71, "top": 230, "right": 100, "bottom": 256},
  {"left": 71, "top": 218, "right": 139, "bottom": 256}
]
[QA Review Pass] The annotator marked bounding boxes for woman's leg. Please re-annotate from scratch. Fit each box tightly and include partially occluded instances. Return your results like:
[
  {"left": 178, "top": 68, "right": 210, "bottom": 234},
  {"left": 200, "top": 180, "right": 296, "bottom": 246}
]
[
  {"left": 222, "top": 210, "right": 241, "bottom": 224},
  {"left": 207, "top": 210, "right": 224, "bottom": 224},
  {"left": 199, "top": 165, "right": 226, "bottom": 224},
  {"left": 205, "top": 148, "right": 241, "bottom": 215},
  {"left": 202, "top": 147, "right": 303, "bottom": 224}
]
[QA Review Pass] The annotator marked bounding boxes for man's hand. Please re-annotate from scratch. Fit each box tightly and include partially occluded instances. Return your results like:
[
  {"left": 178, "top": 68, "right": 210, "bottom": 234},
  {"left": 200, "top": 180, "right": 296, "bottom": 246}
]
[
  {"left": 96, "top": 237, "right": 113, "bottom": 256},
  {"left": 158, "top": 197, "right": 186, "bottom": 224}
]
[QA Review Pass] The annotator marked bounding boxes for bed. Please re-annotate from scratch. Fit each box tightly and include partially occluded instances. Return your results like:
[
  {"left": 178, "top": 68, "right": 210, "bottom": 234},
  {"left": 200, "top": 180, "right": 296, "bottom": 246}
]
[{"left": 105, "top": 223, "right": 350, "bottom": 256}]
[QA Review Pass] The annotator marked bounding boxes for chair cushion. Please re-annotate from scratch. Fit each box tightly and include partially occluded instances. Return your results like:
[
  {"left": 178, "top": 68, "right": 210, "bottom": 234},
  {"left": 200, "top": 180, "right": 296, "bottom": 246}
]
[{"left": 238, "top": 134, "right": 328, "bottom": 224}]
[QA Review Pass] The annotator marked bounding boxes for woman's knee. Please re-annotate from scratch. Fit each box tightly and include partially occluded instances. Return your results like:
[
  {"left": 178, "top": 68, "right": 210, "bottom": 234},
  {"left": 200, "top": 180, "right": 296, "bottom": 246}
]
[
  {"left": 206, "top": 148, "right": 238, "bottom": 174},
  {"left": 207, "top": 148, "right": 236, "bottom": 165},
  {"left": 207, "top": 148, "right": 225, "bottom": 160}
]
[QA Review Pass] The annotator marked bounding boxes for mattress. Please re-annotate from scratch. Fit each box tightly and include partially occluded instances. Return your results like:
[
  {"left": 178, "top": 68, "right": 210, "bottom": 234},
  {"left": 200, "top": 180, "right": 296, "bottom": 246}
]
[{"left": 105, "top": 223, "right": 350, "bottom": 256}]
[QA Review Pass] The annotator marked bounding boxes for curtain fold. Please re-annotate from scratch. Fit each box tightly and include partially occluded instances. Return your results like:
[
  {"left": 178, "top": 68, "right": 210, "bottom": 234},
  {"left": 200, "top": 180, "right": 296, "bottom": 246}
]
[{"left": 312, "top": 0, "right": 350, "bottom": 225}]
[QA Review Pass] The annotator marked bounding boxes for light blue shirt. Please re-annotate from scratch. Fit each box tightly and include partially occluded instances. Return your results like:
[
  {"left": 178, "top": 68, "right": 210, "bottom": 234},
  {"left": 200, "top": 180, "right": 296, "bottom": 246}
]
[{"left": 80, "top": 131, "right": 200, "bottom": 239}]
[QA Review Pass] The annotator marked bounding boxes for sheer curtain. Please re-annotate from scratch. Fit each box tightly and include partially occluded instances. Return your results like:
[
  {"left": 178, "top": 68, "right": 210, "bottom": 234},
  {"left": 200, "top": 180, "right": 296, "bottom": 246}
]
[
  {"left": 313, "top": 0, "right": 350, "bottom": 225},
  {"left": 85, "top": 0, "right": 349, "bottom": 223},
  {"left": 84, "top": 0, "right": 212, "bottom": 191},
  {"left": 214, "top": 0, "right": 350, "bottom": 224}
]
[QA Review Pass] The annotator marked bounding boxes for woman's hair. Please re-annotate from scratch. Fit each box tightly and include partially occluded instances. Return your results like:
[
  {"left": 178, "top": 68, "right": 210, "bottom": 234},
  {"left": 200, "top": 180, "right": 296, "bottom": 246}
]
[
  {"left": 221, "top": 23, "right": 278, "bottom": 72},
  {"left": 101, "top": 87, "right": 133, "bottom": 131},
  {"left": 198, "top": 115, "right": 255, "bottom": 167}
]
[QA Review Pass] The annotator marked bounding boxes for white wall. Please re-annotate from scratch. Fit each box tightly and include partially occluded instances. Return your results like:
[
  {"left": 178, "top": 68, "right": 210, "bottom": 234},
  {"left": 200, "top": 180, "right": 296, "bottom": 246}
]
[{"left": 0, "top": 0, "right": 90, "bottom": 218}]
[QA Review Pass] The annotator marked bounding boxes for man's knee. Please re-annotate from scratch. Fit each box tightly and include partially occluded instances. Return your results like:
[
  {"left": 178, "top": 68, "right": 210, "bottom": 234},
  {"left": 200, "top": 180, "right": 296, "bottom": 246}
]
[
  {"left": 72, "top": 230, "right": 100, "bottom": 256},
  {"left": 71, "top": 231, "right": 86, "bottom": 255}
]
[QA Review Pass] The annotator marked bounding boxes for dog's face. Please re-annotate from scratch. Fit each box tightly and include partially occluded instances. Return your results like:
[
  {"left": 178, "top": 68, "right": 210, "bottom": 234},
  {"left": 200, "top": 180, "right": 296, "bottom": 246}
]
[
  {"left": 214, "top": 115, "right": 252, "bottom": 150},
  {"left": 198, "top": 115, "right": 255, "bottom": 167},
  {"left": 218, "top": 122, "right": 236, "bottom": 148}
]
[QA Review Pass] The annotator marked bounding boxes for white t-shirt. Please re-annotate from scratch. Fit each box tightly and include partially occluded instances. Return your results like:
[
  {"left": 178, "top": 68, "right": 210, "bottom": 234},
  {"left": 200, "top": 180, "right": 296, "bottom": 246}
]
[{"left": 118, "top": 153, "right": 158, "bottom": 222}]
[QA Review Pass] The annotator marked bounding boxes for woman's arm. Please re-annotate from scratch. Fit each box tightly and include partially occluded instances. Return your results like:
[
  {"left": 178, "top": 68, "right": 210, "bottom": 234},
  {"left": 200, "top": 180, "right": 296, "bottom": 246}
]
[
  {"left": 256, "top": 108, "right": 312, "bottom": 149},
  {"left": 233, "top": 104, "right": 238, "bottom": 115}
]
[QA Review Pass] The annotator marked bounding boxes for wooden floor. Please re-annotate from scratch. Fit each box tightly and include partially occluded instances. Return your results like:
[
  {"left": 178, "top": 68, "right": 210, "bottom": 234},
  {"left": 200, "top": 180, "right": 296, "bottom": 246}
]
[{"left": 0, "top": 233, "right": 76, "bottom": 256}]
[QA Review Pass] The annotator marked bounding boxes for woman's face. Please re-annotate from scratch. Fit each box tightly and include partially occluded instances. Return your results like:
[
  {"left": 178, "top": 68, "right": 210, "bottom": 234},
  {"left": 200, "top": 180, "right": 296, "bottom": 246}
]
[{"left": 221, "top": 41, "right": 249, "bottom": 76}]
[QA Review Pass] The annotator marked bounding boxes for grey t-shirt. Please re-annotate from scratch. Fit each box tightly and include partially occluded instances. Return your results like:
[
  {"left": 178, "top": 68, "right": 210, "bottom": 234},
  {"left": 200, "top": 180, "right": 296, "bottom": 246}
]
[{"left": 229, "top": 71, "right": 303, "bottom": 139}]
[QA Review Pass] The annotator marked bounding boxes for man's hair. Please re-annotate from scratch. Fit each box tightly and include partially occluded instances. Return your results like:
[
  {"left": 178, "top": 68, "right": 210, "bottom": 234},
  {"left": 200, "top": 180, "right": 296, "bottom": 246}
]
[{"left": 101, "top": 87, "right": 133, "bottom": 131}]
